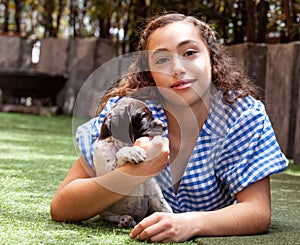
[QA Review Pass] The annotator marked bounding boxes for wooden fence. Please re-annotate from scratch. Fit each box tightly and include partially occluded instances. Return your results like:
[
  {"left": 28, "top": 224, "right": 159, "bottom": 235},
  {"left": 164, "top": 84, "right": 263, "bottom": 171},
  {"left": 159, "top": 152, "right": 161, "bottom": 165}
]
[{"left": 227, "top": 42, "right": 300, "bottom": 164}]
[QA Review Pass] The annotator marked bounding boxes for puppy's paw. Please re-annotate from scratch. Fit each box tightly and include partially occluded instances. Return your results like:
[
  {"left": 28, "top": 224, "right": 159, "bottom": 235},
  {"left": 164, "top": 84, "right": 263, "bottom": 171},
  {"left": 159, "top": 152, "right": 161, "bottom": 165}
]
[
  {"left": 116, "top": 146, "right": 147, "bottom": 166},
  {"left": 118, "top": 215, "right": 136, "bottom": 228}
]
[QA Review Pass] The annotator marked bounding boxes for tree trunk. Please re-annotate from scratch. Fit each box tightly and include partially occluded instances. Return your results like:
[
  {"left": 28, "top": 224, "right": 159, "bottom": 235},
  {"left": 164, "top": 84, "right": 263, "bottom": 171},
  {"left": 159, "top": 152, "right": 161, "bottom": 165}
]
[
  {"left": 3, "top": 0, "right": 9, "bottom": 32},
  {"left": 121, "top": 0, "right": 133, "bottom": 54},
  {"left": 290, "top": 0, "right": 299, "bottom": 41},
  {"left": 79, "top": 0, "right": 88, "bottom": 36},
  {"left": 70, "top": 0, "right": 79, "bottom": 38},
  {"left": 129, "top": 0, "right": 147, "bottom": 52},
  {"left": 43, "top": 0, "right": 55, "bottom": 37},
  {"left": 69, "top": 0, "right": 74, "bottom": 38},
  {"left": 244, "top": 0, "right": 256, "bottom": 42},
  {"left": 14, "top": 0, "right": 21, "bottom": 33},
  {"left": 99, "top": 16, "right": 110, "bottom": 38},
  {"left": 53, "top": 0, "right": 66, "bottom": 37},
  {"left": 256, "top": 0, "right": 269, "bottom": 43},
  {"left": 233, "top": 1, "right": 244, "bottom": 43},
  {"left": 282, "top": 0, "right": 293, "bottom": 42}
]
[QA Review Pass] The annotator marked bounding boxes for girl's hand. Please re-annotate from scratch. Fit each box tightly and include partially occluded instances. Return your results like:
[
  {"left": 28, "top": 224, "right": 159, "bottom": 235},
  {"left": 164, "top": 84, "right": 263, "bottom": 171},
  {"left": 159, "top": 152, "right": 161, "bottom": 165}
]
[
  {"left": 134, "top": 136, "right": 169, "bottom": 160},
  {"left": 132, "top": 136, "right": 170, "bottom": 176},
  {"left": 130, "top": 212, "right": 195, "bottom": 243},
  {"left": 103, "top": 136, "right": 169, "bottom": 196}
]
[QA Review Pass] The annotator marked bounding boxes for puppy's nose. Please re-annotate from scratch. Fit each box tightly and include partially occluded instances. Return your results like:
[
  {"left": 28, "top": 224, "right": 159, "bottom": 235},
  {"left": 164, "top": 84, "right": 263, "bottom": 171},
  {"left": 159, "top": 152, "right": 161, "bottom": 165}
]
[{"left": 152, "top": 118, "right": 166, "bottom": 130}]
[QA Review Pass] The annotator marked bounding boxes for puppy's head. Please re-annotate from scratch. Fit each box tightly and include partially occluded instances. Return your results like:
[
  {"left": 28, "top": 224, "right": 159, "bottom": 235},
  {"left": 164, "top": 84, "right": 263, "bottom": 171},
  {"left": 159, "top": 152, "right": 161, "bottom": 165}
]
[{"left": 99, "top": 98, "right": 166, "bottom": 144}]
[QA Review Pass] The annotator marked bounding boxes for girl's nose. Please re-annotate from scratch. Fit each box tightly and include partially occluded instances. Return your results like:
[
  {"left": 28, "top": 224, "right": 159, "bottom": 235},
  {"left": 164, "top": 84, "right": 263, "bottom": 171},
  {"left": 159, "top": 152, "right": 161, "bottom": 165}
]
[{"left": 172, "top": 54, "right": 186, "bottom": 77}]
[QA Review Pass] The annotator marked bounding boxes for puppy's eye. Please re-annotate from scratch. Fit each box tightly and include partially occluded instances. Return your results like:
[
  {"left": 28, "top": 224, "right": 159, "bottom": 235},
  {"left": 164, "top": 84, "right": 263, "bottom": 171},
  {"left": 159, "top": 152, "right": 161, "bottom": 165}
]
[{"left": 140, "top": 112, "right": 147, "bottom": 118}]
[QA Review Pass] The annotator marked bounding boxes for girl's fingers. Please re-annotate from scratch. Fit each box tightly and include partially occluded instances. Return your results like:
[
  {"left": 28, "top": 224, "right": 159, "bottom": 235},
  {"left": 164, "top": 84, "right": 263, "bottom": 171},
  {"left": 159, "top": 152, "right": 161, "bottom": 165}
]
[
  {"left": 137, "top": 223, "right": 166, "bottom": 242},
  {"left": 145, "top": 136, "right": 165, "bottom": 161},
  {"left": 134, "top": 136, "right": 151, "bottom": 145},
  {"left": 130, "top": 213, "right": 160, "bottom": 239}
]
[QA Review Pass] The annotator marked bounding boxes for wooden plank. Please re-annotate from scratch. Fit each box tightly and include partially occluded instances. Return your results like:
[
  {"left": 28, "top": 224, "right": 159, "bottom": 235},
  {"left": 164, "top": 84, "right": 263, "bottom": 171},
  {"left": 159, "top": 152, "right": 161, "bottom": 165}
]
[
  {"left": 292, "top": 43, "right": 300, "bottom": 164},
  {"left": 34, "top": 38, "right": 69, "bottom": 76},
  {"left": 246, "top": 43, "right": 267, "bottom": 93},
  {"left": 264, "top": 43, "right": 295, "bottom": 157},
  {"left": 0, "top": 36, "right": 24, "bottom": 70},
  {"left": 226, "top": 43, "right": 267, "bottom": 93}
]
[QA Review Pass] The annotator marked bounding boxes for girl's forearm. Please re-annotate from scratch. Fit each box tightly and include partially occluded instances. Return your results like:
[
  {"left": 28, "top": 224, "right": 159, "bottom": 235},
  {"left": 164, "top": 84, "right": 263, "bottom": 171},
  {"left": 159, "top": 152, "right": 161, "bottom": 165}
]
[
  {"left": 189, "top": 202, "right": 270, "bottom": 237},
  {"left": 50, "top": 177, "right": 122, "bottom": 222},
  {"left": 50, "top": 140, "right": 168, "bottom": 223},
  {"left": 189, "top": 178, "right": 271, "bottom": 237},
  {"left": 50, "top": 164, "right": 149, "bottom": 222}
]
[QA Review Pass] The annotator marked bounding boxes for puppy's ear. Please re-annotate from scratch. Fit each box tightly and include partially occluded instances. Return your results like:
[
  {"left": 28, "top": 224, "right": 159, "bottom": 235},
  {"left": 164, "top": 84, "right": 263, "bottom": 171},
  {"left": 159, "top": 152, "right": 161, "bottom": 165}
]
[
  {"left": 110, "top": 106, "right": 134, "bottom": 144},
  {"left": 128, "top": 117, "right": 135, "bottom": 143},
  {"left": 99, "top": 114, "right": 112, "bottom": 140}
]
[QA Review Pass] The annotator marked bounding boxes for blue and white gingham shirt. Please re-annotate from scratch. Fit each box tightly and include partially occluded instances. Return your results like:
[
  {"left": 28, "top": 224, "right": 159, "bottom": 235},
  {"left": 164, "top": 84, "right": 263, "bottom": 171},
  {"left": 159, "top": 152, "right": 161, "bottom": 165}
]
[{"left": 76, "top": 91, "right": 288, "bottom": 213}]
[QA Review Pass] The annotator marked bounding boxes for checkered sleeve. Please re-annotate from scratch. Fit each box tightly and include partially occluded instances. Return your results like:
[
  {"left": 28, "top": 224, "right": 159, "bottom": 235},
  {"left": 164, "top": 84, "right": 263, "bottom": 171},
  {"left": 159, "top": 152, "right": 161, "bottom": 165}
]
[
  {"left": 75, "top": 96, "right": 120, "bottom": 169},
  {"left": 215, "top": 102, "right": 289, "bottom": 196}
]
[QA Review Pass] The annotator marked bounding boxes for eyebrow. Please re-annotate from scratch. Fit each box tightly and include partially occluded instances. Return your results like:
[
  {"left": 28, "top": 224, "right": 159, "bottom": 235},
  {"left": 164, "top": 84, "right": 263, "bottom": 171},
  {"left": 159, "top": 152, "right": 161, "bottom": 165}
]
[
  {"left": 177, "top": 39, "right": 200, "bottom": 49},
  {"left": 150, "top": 48, "right": 169, "bottom": 59},
  {"left": 150, "top": 39, "right": 201, "bottom": 59}
]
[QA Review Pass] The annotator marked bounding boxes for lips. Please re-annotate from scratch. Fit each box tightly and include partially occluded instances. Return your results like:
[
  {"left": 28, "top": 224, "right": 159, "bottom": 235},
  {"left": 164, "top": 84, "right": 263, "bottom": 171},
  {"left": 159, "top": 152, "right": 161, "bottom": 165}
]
[{"left": 171, "top": 80, "right": 194, "bottom": 90}]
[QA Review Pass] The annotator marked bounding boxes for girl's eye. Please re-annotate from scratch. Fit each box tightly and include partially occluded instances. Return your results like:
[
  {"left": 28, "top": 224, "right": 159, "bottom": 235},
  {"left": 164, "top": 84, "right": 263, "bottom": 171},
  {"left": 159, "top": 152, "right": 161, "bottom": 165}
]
[
  {"left": 183, "top": 50, "right": 197, "bottom": 57},
  {"left": 155, "top": 57, "right": 169, "bottom": 64}
]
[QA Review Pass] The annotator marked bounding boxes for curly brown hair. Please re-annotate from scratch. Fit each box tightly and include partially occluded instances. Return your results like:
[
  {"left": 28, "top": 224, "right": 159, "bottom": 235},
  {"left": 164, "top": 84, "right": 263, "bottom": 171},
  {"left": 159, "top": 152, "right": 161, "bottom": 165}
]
[{"left": 96, "top": 13, "right": 260, "bottom": 114}]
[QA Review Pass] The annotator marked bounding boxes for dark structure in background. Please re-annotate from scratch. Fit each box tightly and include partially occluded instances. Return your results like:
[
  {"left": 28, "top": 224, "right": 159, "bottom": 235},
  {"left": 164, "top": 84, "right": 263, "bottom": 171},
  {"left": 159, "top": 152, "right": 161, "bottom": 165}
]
[{"left": 0, "top": 36, "right": 115, "bottom": 115}]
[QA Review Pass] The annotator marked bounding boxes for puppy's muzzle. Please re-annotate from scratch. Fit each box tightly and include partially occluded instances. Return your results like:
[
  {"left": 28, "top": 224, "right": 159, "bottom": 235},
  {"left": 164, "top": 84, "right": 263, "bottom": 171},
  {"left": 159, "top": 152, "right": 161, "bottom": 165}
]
[{"left": 148, "top": 118, "right": 166, "bottom": 137}]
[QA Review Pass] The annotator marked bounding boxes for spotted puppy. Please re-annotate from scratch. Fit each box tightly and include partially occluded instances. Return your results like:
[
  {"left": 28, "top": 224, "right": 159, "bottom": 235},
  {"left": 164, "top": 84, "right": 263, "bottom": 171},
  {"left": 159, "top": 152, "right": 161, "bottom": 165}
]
[{"left": 93, "top": 97, "right": 173, "bottom": 228}]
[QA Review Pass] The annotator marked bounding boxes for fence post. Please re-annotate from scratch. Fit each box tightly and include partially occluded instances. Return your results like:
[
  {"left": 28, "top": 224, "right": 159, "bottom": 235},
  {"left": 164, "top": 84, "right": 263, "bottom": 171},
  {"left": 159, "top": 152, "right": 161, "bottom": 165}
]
[
  {"left": 292, "top": 42, "right": 300, "bottom": 164},
  {"left": 264, "top": 42, "right": 297, "bottom": 158},
  {"left": 226, "top": 43, "right": 267, "bottom": 93},
  {"left": 33, "top": 37, "right": 69, "bottom": 76}
]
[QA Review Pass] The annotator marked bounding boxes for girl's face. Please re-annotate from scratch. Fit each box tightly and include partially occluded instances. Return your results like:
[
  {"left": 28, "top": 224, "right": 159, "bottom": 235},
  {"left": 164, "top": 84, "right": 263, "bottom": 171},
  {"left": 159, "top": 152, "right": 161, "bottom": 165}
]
[{"left": 147, "top": 20, "right": 212, "bottom": 108}]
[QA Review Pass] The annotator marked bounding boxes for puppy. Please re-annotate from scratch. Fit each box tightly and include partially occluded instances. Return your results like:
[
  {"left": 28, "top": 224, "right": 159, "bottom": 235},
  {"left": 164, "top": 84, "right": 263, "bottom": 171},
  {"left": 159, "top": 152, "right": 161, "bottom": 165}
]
[{"left": 93, "top": 97, "right": 173, "bottom": 227}]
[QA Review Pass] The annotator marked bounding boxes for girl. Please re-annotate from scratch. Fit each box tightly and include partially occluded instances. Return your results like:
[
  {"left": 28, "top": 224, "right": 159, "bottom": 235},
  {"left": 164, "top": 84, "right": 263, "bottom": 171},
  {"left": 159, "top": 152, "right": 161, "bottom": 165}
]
[{"left": 51, "top": 13, "right": 288, "bottom": 243}]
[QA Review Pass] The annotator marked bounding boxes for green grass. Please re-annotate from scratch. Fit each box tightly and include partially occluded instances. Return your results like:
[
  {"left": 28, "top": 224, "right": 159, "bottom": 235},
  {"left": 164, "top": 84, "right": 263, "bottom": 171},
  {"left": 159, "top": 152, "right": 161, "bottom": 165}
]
[
  {"left": 284, "top": 160, "right": 300, "bottom": 176},
  {"left": 0, "top": 112, "right": 195, "bottom": 244},
  {"left": 1, "top": 112, "right": 299, "bottom": 244}
]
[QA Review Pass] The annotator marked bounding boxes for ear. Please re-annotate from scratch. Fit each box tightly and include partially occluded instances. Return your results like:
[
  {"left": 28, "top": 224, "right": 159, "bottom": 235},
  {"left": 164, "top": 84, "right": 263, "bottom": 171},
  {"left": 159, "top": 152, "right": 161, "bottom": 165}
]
[
  {"left": 99, "top": 114, "right": 112, "bottom": 140},
  {"left": 128, "top": 119, "right": 134, "bottom": 143},
  {"left": 109, "top": 107, "right": 134, "bottom": 144}
]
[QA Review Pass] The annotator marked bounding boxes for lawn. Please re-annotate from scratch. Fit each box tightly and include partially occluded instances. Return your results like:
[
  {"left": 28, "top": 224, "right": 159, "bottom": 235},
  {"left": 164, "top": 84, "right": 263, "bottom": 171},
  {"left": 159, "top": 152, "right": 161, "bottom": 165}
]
[{"left": 0, "top": 112, "right": 299, "bottom": 244}]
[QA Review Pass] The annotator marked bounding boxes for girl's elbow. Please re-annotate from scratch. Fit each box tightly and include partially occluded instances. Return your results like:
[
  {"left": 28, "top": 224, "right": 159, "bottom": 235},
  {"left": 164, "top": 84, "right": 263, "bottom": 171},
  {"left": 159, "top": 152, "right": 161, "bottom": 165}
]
[
  {"left": 50, "top": 194, "right": 71, "bottom": 222},
  {"left": 257, "top": 209, "right": 271, "bottom": 234},
  {"left": 263, "top": 213, "right": 271, "bottom": 234},
  {"left": 50, "top": 199, "right": 64, "bottom": 222},
  {"left": 50, "top": 194, "right": 88, "bottom": 223}
]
